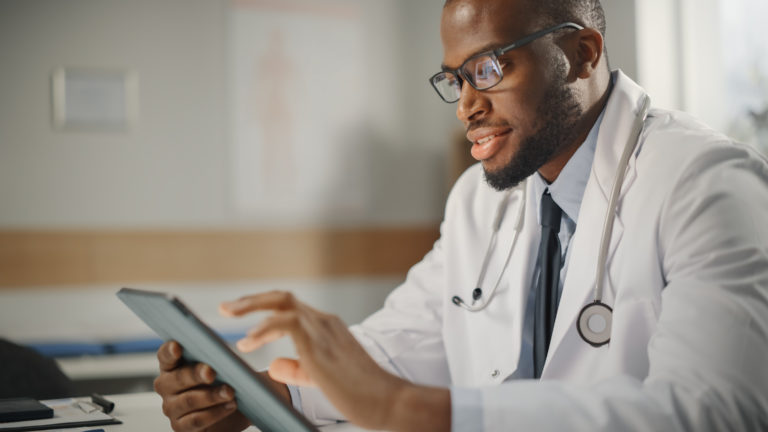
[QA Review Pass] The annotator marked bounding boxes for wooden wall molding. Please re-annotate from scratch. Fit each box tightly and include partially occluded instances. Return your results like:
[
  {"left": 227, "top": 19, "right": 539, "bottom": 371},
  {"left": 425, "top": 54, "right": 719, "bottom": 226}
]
[{"left": 0, "top": 228, "right": 440, "bottom": 288}]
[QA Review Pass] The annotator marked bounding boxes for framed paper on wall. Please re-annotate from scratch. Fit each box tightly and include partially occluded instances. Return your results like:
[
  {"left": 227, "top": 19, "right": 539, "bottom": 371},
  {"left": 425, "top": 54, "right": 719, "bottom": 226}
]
[{"left": 51, "top": 67, "right": 138, "bottom": 132}]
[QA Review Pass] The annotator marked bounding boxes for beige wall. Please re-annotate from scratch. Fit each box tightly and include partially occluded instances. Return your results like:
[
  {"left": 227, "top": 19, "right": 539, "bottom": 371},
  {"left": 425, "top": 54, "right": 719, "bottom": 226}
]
[
  {"left": 0, "top": 0, "right": 640, "bottom": 231},
  {"left": 0, "top": 0, "right": 457, "bottom": 229}
]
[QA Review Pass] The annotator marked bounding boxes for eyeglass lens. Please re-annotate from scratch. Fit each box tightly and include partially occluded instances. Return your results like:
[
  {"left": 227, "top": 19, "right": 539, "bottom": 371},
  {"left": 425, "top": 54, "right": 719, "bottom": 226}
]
[
  {"left": 433, "top": 72, "right": 462, "bottom": 102},
  {"left": 467, "top": 55, "right": 503, "bottom": 89},
  {"left": 432, "top": 55, "right": 503, "bottom": 102}
]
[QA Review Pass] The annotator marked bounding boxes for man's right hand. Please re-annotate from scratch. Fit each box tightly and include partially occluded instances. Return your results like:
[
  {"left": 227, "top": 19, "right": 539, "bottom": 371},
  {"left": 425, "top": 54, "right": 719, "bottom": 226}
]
[{"left": 154, "top": 340, "right": 288, "bottom": 432}]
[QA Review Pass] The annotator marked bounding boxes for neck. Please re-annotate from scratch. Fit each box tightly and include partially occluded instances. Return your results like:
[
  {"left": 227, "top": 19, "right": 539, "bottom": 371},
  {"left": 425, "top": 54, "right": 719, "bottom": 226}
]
[{"left": 537, "top": 71, "right": 612, "bottom": 183}]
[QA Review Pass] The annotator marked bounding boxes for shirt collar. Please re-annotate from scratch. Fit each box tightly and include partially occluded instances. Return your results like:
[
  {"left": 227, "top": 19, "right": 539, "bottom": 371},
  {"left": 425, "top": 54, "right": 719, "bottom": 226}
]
[{"left": 531, "top": 106, "right": 607, "bottom": 225}]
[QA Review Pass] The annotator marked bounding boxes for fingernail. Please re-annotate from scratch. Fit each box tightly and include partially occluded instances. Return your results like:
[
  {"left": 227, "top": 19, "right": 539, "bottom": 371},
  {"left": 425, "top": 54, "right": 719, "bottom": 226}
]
[
  {"left": 236, "top": 338, "right": 254, "bottom": 352},
  {"left": 225, "top": 401, "right": 236, "bottom": 410},
  {"left": 199, "top": 365, "right": 213, "bottom": 382},
  {"left": 219, "top": 301, "right": 240, "bottom": 316},
  {"left": 219, "top": 387, "right": 232, "bottom": 400},
  {"left": 170, "top": 342, "right": 181, "bottom": 357}
]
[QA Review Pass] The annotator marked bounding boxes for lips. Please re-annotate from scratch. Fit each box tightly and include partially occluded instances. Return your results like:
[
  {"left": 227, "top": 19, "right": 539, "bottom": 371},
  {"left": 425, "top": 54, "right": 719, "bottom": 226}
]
[{"left": 466, "top": 127, "right": 512, "bottom": 161}]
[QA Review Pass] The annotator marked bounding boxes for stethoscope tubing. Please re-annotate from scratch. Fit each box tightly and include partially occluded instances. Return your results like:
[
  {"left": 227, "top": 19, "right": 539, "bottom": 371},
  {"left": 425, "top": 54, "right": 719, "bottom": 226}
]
[
  {"left": 452, "top": 185, "right": 526, "bottom": 311},
  {"left": 594, "top": 95, "right": 651, "bottom": 302}
]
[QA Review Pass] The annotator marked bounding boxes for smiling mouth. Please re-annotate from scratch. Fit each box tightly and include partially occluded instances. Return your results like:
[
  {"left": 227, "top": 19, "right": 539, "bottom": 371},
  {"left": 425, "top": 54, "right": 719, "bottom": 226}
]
[
  {"left": 467, "top": 127, "right": 513, "bottom": 145},
  {"left": 469, "top": 129, "right": 513, "bottom": 161},
  {"left": 476, "top": 134, "right": 499, "bottom": 145}
]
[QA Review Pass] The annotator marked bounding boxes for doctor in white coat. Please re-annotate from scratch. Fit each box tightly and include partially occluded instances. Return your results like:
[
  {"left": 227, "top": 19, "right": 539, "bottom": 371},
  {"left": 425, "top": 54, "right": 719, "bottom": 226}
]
[{"left": 153, "top": 0, "right": 768, "bottom": 431}]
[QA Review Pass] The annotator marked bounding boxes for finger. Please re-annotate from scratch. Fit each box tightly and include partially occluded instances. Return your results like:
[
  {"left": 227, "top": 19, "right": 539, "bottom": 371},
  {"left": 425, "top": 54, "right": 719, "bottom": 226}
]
[
  {"left": 236, "top": 318, "right": 290, "bottom": 353},
  {"left": 154, "top": 362, "right": 217, "bottom": 396},
  {"left": 237, "top": 328, "right": 286, "bottom": 353},
  {"left": 268, "top": 357, "right": 315, "bottom": 387},
  {"left": 220, "top": 291, "right": 302, "bottom": 317},
  {"left": 157, "top": 341, "right": 184, "bottom": 372},
  {"left": 163, "top": 385, "right": 235, "bottom": 420},
  {"left": 174, "top": 400, "right": 238, "bottom": 432},
  {"left": 235, "top": 311, "right": 299, "bottom": 352}
]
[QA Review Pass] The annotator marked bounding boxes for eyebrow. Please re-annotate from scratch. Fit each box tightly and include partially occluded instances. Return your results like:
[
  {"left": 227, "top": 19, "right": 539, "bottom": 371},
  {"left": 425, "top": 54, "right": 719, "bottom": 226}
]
[{"left": 440, "top": 41, "right": 513, "bottom": 71}]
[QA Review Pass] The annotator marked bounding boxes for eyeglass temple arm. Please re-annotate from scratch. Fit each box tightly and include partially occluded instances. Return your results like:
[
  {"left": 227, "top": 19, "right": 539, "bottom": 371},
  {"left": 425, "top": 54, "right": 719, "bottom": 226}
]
[{"left": 496, "top": 22, "right": 585, "bottom": 56}]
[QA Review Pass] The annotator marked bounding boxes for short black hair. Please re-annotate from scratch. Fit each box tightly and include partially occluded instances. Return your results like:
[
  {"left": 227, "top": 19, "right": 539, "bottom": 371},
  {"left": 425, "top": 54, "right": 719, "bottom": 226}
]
[
  {"left": 536, "top": 0, "right": 606, "bottom": 37},
  {"left": 444, "top": 0, "right": 607, "bottom": 37}
]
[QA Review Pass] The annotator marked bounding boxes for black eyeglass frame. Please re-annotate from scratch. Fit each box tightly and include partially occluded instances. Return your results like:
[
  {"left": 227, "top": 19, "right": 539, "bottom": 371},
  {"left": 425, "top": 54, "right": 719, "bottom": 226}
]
[{"left": 429, "top": 22, "right": 585, "bottom": 103}]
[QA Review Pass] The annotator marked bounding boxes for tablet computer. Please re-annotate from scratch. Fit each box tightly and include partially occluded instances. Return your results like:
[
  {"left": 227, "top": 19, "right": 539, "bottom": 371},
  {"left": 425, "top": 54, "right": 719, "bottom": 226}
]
[{"left": 117, "top": 287, "right": 319, "bottom": 432}]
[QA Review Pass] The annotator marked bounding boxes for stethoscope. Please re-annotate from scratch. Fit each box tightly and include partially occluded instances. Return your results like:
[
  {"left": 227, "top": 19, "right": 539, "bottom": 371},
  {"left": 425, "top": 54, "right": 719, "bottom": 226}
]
[{"left": 452, "top": 95, "right": 651, "bottom": 348}]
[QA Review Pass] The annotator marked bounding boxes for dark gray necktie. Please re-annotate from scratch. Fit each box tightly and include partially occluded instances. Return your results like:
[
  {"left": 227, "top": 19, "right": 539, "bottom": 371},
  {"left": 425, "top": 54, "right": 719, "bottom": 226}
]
[{"left": 533, "top": 190, "right": 563, "bottom": 378}]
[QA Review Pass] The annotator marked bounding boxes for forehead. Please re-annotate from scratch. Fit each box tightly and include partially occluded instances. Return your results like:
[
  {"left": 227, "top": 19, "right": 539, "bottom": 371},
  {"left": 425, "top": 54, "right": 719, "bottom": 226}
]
[{"left": 440, "top": 0, "right": 539, "bottom": 68}]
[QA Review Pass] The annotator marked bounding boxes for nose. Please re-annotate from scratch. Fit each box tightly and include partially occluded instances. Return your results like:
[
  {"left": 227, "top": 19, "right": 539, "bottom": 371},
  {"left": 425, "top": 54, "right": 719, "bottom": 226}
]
[{"left": 456, "top": 83, "right": 489, "bottom": 124}]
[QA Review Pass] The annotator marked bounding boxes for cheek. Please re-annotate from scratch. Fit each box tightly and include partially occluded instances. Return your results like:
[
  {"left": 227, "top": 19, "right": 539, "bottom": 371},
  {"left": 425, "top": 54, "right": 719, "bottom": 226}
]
[
  {"left": 487, "top": 87, "right": 541, "bottom": 133},
  {"left": 494, "top": 47, "right": 553, "bottom": 122},
  {"left": 487, "top": 67, "right": 551, "bottom": 131}
]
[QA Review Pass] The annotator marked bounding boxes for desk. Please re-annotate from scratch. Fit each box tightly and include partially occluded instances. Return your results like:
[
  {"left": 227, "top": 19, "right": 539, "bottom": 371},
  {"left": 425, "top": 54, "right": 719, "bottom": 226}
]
[{"left": 63, "top": 392, "right": 372, "bottom": 432}]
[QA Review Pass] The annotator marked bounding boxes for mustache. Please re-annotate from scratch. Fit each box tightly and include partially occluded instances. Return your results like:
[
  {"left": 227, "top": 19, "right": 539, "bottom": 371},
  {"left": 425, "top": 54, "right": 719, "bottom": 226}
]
[{"left": 465, "top": 119, "right": 513, "bottom": 134}]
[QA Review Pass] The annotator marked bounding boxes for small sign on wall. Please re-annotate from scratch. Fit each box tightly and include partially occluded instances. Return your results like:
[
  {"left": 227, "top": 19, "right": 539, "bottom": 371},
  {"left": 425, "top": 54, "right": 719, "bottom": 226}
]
[{"left": 51, "top": 67, "right": 138, "bottom": 131}]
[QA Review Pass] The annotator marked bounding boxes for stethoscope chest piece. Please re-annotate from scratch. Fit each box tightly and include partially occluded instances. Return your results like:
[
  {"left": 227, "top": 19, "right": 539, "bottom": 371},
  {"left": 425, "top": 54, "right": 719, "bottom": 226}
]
[{"left": 577, "top": 301, "right": 612, "bottom": 347}]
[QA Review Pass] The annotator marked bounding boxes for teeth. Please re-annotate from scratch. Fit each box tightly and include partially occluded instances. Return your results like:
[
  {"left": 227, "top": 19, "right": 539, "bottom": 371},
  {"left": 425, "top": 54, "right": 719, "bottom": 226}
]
[{"left": 477, "top": 134, "right": 496, "bottom": 145}]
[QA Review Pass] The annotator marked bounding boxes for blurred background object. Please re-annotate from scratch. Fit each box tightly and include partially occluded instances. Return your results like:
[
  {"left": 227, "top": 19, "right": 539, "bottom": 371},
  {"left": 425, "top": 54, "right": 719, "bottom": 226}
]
[
  {"left": 0, "top": 339, "right": 73, "bottom": 399},
  {"left": 635, "top": 0, "right": 768, "bottom": 153}
]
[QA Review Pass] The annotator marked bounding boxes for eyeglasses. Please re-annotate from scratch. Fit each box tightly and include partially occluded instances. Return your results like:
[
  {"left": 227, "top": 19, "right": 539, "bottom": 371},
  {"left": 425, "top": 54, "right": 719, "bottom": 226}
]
[{"left": 429, "top": 22, "right": 585, "bottom": 103}]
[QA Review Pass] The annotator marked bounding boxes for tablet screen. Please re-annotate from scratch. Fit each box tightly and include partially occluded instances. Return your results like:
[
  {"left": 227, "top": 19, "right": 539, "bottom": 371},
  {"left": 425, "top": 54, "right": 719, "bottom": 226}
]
[{"left": 117, "top": 287, "right": 319, "bottom": 432}]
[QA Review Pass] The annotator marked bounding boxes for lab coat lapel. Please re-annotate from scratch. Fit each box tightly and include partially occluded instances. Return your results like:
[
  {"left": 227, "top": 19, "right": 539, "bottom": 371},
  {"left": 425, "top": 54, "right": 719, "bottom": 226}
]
[
  {"left": 474, "top": 181, "right": 539, "bottom": 383},
  {"left": 544, "top": 71, "right": 650, "bottom": 373}
]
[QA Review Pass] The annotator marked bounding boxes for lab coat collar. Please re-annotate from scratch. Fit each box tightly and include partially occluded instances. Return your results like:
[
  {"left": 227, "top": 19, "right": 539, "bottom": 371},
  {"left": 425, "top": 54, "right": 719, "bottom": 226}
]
[{"left": 589, "top": 70, "right": 649, "bottom": 204}]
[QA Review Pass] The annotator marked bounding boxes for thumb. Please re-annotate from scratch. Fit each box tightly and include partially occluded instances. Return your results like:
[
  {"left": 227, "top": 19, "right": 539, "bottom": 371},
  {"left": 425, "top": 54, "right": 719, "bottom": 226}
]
[{"left": 268, "top": 357, "right": 316, "bottom": 387}]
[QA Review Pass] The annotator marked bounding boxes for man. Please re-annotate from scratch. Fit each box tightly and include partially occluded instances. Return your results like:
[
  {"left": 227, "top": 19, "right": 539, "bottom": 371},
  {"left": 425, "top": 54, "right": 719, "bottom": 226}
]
[{"left": 153, "top": 0, "right": 768, "bottom": 430}]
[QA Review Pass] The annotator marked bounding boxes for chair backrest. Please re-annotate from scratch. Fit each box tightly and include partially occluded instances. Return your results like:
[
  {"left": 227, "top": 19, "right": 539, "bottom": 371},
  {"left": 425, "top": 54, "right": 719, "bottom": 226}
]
[{"left": 0, "top": 339, "right": 73, "bottom": 399}]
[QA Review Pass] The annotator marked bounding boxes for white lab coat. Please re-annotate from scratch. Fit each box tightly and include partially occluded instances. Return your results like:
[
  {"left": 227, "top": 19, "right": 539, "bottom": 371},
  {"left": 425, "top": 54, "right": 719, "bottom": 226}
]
[{"left": 297, "top": 71, "right": 768, "bottom": 430}]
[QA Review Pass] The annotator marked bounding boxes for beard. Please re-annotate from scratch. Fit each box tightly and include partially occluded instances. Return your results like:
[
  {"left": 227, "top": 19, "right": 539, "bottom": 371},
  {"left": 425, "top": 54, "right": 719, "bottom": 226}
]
[{"left": 483, "top": 63, "right": 584, "bottom": 191}]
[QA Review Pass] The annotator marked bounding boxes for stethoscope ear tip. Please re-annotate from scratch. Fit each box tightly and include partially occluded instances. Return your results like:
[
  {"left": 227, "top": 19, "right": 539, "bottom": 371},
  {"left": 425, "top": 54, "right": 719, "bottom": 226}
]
[{"left": 451, "top": 296, "right": 463, "bottom": 307}]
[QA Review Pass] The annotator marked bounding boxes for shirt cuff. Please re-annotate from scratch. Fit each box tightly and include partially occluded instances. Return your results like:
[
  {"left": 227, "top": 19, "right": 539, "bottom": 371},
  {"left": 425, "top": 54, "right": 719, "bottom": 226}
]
[
  {"left": 451, "top": 387, "right": 483, "bottom": 432},
  {"left": 287, "top": 384, "right": 303, "bottom": 413}
]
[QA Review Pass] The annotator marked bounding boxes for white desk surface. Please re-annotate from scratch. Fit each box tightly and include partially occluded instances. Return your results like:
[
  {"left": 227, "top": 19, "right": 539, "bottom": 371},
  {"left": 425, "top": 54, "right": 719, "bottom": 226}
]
[{"left": 56, "top": 392, "right": 374, "bottom": 432}]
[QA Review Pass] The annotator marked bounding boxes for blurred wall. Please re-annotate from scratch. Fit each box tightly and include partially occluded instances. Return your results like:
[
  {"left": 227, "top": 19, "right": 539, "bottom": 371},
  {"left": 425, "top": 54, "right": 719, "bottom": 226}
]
[
  {"left": 0, "top": 0, "right": 457, "bottom": 230},
  {"left": 635, "top": 0, "right": 768, "bottom": 153},
  {"left": 0, "top": 0, "right": 643, "bottom": 231},
  {"left": 602, "top": 0, "right": 639, "bottom": 81},
  {"left": 0, "top": 0, "right": 643, "bottom": 232},
  {"left": 0, "top": 0, "right": 642, "bottom": 290},
  {"left": 0, "top": 0, "right": 234, "bottom": 228}
]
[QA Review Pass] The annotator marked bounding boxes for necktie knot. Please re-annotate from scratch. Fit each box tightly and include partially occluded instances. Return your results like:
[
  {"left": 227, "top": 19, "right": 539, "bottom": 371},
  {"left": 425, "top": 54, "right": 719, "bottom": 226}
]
[{"left": 540, "top": 191, "right": 562, "bottom": 232}]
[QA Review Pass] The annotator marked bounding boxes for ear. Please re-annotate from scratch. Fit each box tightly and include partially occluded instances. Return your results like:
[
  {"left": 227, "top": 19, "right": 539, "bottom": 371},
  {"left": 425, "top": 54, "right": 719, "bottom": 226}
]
[{"left": 567, "top": 27, "right": 604, "bottom": 79}]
